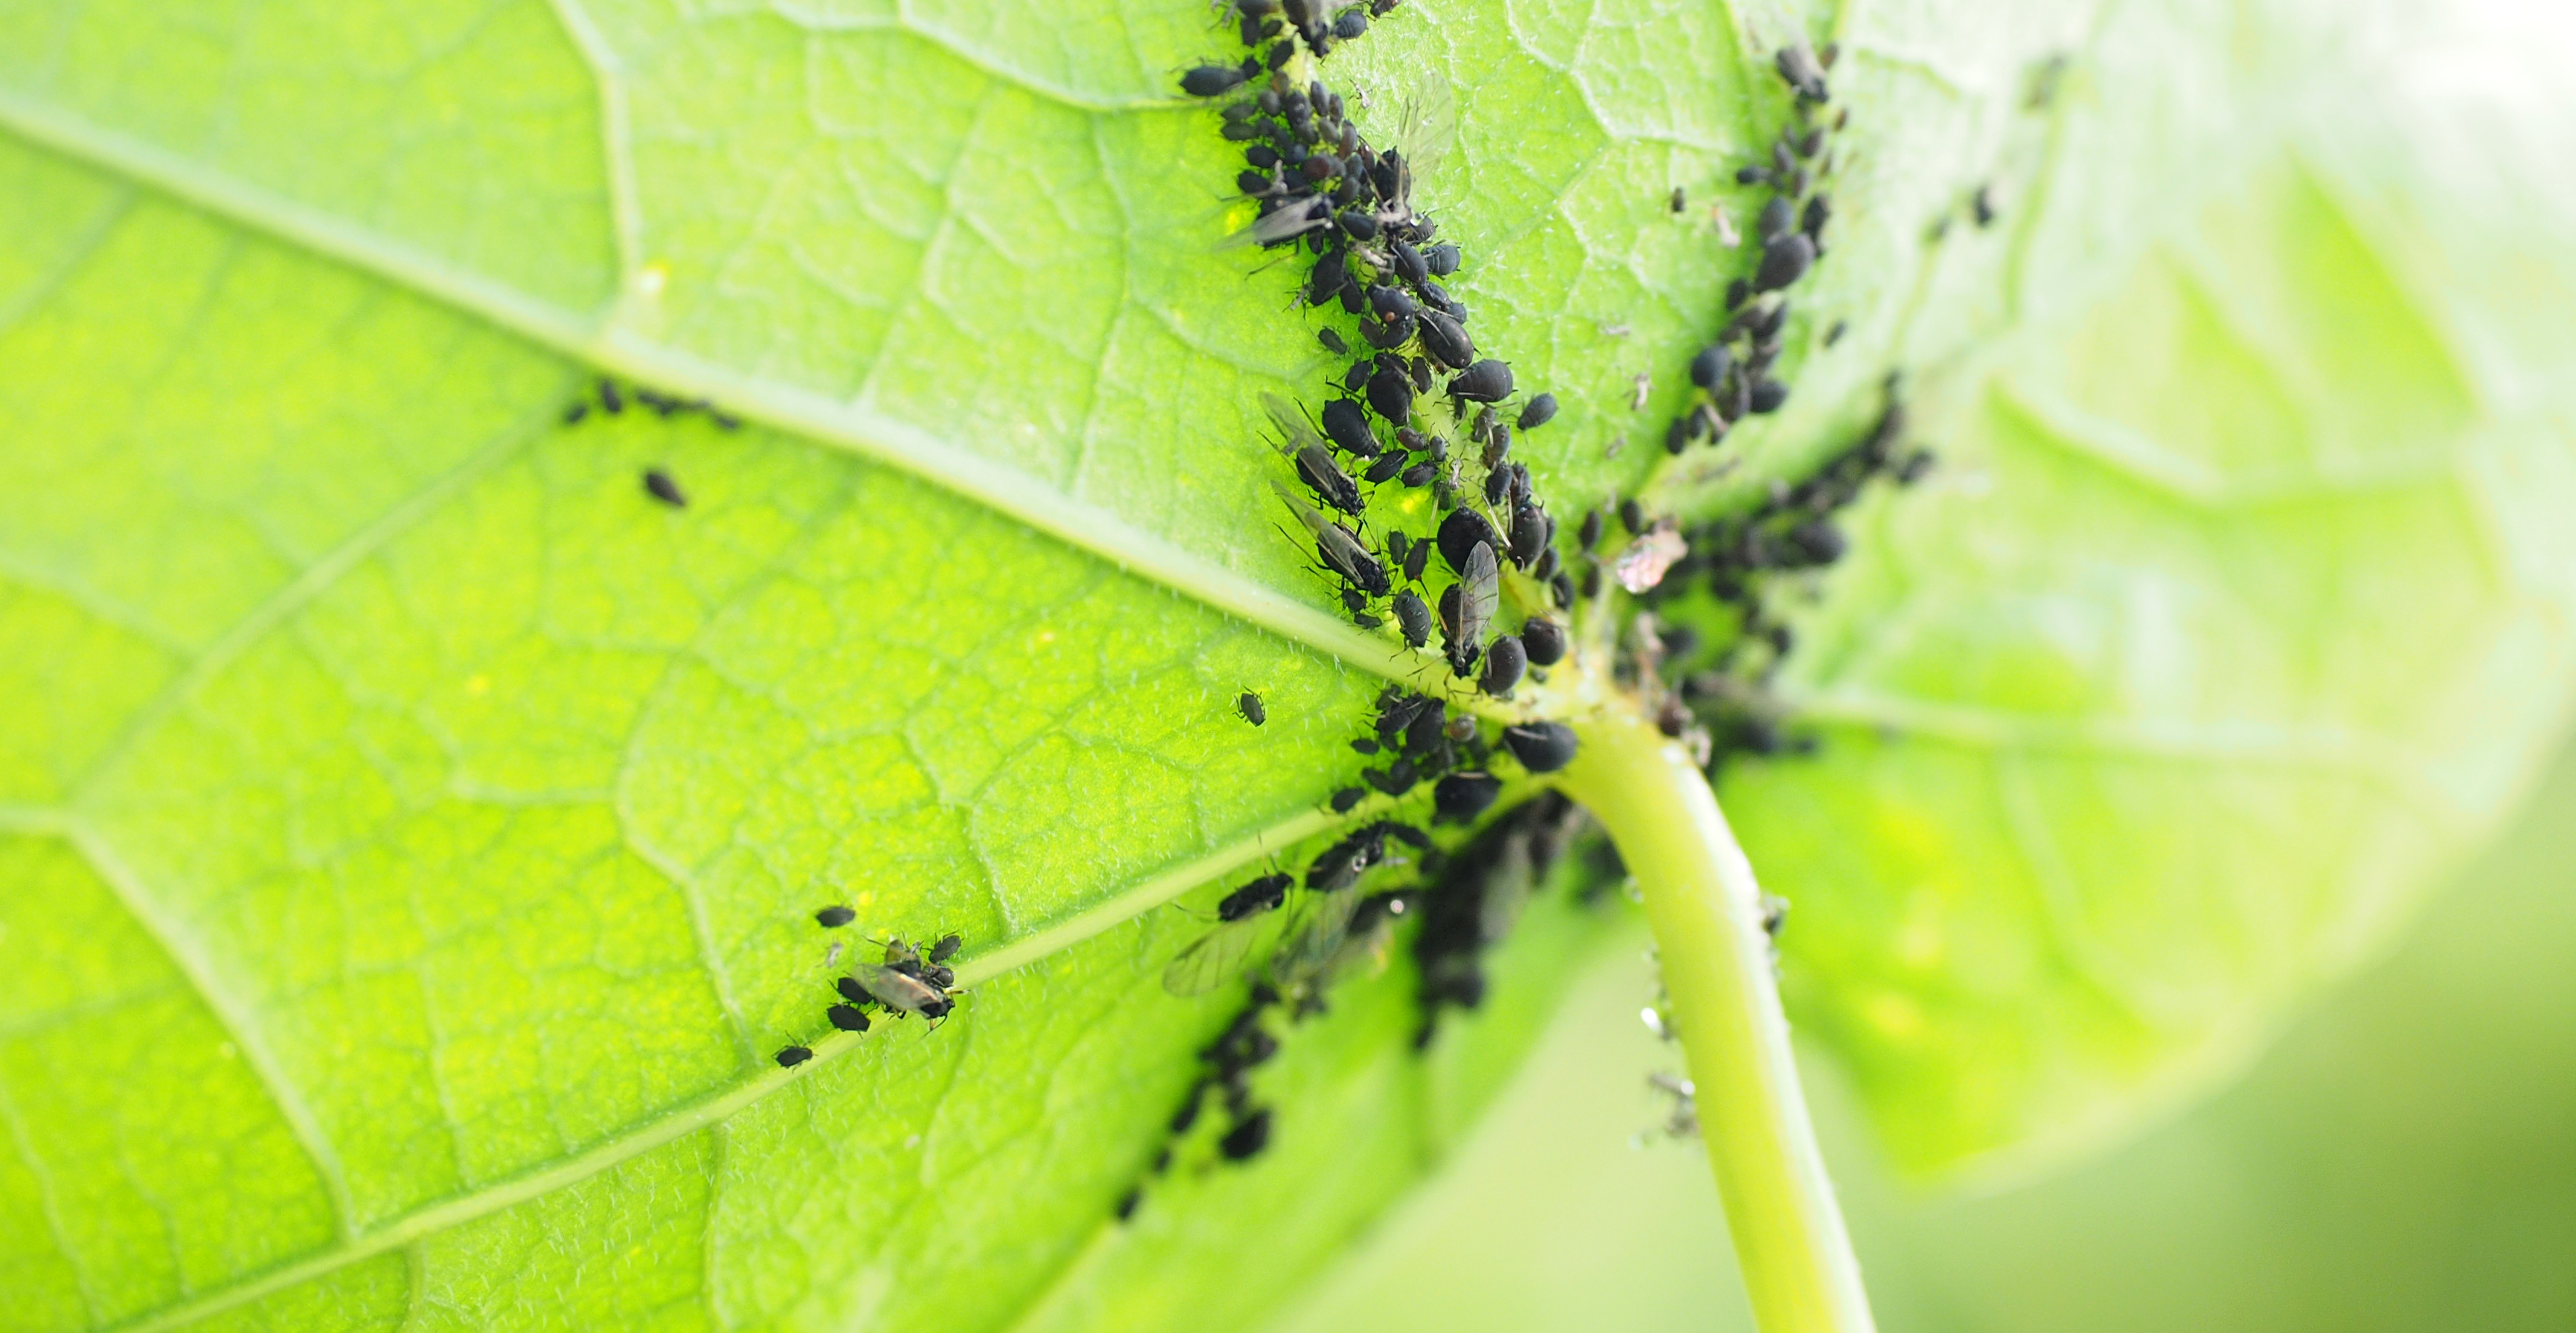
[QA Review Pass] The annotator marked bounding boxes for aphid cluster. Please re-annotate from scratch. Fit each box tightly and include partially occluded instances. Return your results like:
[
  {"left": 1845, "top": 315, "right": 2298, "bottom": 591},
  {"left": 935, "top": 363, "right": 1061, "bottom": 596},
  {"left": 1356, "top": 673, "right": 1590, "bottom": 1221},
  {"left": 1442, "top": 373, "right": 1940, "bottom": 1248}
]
[
  {"left": 775, "top": 912, "right": 966, "bottom": 1066},
  {"left": 1181, "top": 0, "right": 1409, "bottom": 81},
  {"left": 1149, "top": 827, "right": 1420, "bottom": 1183},
  {"left": 560, "top": 375, "right": 742, "bottom": 431},
  {"left": 1328, "top": 683, "right": 1571, "bottom": 822},
  {"left": 1638, "top": 384, "right": 1929, "bottom": 763},
  {"left": 1662, "top": 44, "right": 1850, "bottom": 456},
  {"left": 1408, "top": 792, "right": 1586, "bottom": 1044},
  {"left": 1184, "top": 5, "right": 1578, "bottom": 694}
]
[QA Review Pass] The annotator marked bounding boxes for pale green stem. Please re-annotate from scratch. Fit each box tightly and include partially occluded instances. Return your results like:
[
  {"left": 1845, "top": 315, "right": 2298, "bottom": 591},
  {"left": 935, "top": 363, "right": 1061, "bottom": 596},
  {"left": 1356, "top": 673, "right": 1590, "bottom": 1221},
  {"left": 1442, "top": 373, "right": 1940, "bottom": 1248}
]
[{"left": 1559, "top": 712, "right": 1876, "bottom": 1333}]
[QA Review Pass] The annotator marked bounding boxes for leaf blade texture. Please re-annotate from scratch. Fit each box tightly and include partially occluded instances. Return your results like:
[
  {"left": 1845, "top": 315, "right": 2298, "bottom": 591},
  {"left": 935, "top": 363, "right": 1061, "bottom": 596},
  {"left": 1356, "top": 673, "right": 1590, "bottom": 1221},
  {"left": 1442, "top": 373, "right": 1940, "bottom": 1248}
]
[{"left": 1, "top": 0, "right": 2573, "bottom": 1328}]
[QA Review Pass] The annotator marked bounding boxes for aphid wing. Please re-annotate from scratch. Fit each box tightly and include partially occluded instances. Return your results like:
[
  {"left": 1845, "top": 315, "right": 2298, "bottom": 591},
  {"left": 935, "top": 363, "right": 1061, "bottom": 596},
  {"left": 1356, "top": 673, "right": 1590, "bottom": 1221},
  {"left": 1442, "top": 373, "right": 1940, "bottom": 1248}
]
[
  {"left": 1162, "top": 919, "right": 1263, "bottom": 997},
  {"left": 1269, "top": 479, "right": 1331, "bottom": 537},
  {"left": 1458, "top": 541, "right": 1500, "bottom": 640},
  {"left": 1269, "top": 890, "right": 1362, "bottom": 989},
  {"left": 1389, "top": 78, "right": 1458, "bottom": 181},
  {"left": 1261, "top": 393, "right": 1328, "bottom": 457}
]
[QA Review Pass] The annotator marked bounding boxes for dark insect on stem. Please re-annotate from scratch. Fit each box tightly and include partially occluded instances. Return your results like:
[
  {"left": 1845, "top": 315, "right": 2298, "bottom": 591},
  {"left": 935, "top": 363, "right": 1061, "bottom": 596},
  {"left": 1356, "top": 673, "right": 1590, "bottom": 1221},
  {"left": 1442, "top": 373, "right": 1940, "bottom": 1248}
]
[
  {"left": 1502, "top": 721, "right": 1579, "bottom": 772},
  {"left": 1238, "top": 690, "right": 1267, "bottom": 725}
]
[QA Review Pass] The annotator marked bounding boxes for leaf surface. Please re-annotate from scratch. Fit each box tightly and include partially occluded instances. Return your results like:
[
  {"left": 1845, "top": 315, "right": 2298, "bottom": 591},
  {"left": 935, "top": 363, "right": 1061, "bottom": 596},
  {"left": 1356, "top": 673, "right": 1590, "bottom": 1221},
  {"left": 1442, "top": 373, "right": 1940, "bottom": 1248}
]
[{"left": 1, "top": 0, "right": 2572, "bottom": 1330}]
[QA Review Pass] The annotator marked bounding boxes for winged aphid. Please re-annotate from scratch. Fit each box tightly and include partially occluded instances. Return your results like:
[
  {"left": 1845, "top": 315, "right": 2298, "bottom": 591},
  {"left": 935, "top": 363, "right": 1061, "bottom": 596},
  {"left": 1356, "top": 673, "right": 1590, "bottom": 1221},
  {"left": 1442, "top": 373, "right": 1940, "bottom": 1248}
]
[{"left": 1165, "top": 872, "right": 1296, "bottom": 995}]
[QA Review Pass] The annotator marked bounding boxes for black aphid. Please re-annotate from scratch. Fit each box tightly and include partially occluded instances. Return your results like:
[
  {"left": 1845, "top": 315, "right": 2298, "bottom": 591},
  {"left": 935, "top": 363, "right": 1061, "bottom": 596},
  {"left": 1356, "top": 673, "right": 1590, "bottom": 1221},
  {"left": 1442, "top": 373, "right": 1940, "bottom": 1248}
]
[
  {"left": 562, "top": 402, "right": 589, "bottom": 425},
  {"left": 815, "top": 905, "right": 856, "bottom": 928},
  {"left": 1116, "top": 1187, "right": 1142, "bottom": 1221},
  {"left": 1775, "top": 45, "right": 1829, "bottom": 101},
  {"left": 1182, "top": 64, "right": 1248, "bottom": 97},
  {"left": 1726, "top": 278, "right": 1750, "bottom": 310},
  {"left": 827, "top": 1004, "right": 871, "bottom": 1032},
  {"left": 1433, "top": 772, "right": 1503, "bottom": 823},
  {"left": 1366, "top": 365, "right": 1412, "bottom": 424},
  {"left": 1363, "top": 451, "right": 1408, "bottom": 483},
  {"left": 1520, "top": 616, "right": 1566, "bottom": 666},
  {"left": 1517, "top": 393, "right": 1559, "bottom": 431},
  {"left": 1402, "top": 536, "right": 1432, "bottom": 581},
  {"left": 1756, "top": 233, "right": 1815, "bottom": 292},
  {"left": 1330, "top": 786, "right": 1365, "bottom": 813},
  {"left": 1748, "top": 378, "right": 1789, "bottom": 413},
  {"left": 1436, "top": 507, "right": 1502, "bottom": 574},
  {"left": 1317, "top": 327, "right": 1349, "bottom": 355},
  {"left": 1502, "top": 721, "right": 1578, "bottom": 772},
  {"left": 1972, "top": 184, "right": 1997, "bottom": 227},
  {"left": 1417, "top": 308, "right": 1473, "bottom": 369},
  {"left": 1508, "top": 502, "right": 1547, "bottom": 568},
  {"left": 1620, "top": 497, "right": 1645, "bottom": 534},
  {"left": 1220, "top": 873, "right": 1292, "bottom": 920},
  {"left": 928, "top": 933, "right": 963, "bottom": 964},
  {"left": 598, "top": 378, "right": 624, "bottom": 414},
  {"left": 775, "top": 1045, "right": 813, "bottom": 1067},
  {"left": 1757, "top": 196, "right": 1795, "bottom": 242},
  {"left": 1296, "top": 442, "right": 1363, "bottom": 513},
  {"left": 1315, "top": 521, "right": 1388, "bottom": 595},
  {"left": 1391, "top": 588, "right": 1433, "bottom": 647},
  {"left": 1388, "top": 238, "right": 1427, "bottom": 284},
  {"left": 1690, "top": 343, "right": 1732, "bottom": 390},
  {"left": 1480, "top": 635, "right": 1527, "bottom": 695},
  {"left": 1449, "top": 359, "right": 1514, "bottom": 403},
  {"left": 1220, "top": 1108, "right": 1273, "bottom": 1160},
  {"left": 1307, "top": 824, "right": 1389, "bottom": 891},
  {"left": 1824, "top": 320, "right": 1848, "bottom": 347},
  {"left": 1670, "top": 185, "right": 1688, "bottom": 213},
  {"left": 1238, "top": 690, "right": 1267, "bottom": 726},
  {"left": 1424, "top": 242, "right": 1461, "bottom": 275},
  {"left": 1319, "top": 398, "right": 1379, "bottom": 456}
]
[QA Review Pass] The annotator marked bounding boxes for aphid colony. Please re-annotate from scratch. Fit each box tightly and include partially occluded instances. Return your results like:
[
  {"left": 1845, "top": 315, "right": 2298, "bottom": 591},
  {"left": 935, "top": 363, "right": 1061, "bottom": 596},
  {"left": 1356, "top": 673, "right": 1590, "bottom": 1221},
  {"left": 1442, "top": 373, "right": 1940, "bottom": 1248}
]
[
  {"left": 1408, "top": 792, "right": 1586, "bottom": 1046},
  {"left": 560, "top": 375, "right": 745, "bottom": 510},
  {"left": 560, "top": 375, "right": 742, "bottom": 431},
  {"left": 1184, "top": 4, "right": 1579, "bottom": 695},
  {"left": 1180, "top": 0, "right": 1411, "bottom": 79},
  {"left": 774, "top": 911, "right": 965, "bottom": 1067},
  {"left": 1661, "top": 43, "right": 1849, "bottom": 457},
  {"left": 1634, "top": 384, "right": 1928, "bottom": 766}
]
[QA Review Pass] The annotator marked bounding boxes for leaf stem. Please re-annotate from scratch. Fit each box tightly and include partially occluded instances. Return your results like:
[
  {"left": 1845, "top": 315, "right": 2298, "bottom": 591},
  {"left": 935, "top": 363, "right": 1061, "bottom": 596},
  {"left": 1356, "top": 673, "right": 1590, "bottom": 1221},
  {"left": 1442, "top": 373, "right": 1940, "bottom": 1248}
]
[{"left": 1559, "top": 711, "right": 1876, "bottom": 1333}]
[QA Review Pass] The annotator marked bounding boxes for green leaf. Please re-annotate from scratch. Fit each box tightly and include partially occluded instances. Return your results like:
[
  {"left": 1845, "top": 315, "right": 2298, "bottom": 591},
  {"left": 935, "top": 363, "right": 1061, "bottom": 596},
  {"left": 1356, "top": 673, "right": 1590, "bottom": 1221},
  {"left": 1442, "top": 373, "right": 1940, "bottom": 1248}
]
[
  {"left": 1693, "top": 0, "right": 2576, "bottom": 1174},
  {"left": 2, "top": 0, "right": 2572, "bottom": 1331}
]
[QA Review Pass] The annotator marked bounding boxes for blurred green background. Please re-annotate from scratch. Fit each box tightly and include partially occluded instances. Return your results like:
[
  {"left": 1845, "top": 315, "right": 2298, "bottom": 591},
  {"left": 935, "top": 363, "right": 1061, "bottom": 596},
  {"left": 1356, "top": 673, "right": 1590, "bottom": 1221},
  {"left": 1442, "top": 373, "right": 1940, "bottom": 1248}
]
[{"left": 1276, "top": 735, "right": 2576, "bottom": 1332}]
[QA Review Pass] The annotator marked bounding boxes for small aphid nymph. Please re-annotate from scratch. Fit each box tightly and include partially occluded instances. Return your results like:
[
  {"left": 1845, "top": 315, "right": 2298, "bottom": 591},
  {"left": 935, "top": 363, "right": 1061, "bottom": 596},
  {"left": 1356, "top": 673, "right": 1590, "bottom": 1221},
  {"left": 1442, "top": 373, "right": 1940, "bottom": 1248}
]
[
  {"left": 1237, "top": 690, "right": 1267, "bottom": 726},
  {"left": 815, "top": 905, "right": 856, "bottom": 929},
  {"left": 643, "top": 469, "right": 687, "bottom": 508},
  {"left": 775, "top": 1045, "right": 813, "bottom": 1068}
]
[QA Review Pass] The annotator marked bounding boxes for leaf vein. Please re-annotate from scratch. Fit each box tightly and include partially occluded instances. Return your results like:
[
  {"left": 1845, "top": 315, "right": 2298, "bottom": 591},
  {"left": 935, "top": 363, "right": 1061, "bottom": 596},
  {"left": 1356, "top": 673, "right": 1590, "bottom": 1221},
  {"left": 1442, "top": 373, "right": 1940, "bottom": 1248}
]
[{"left": 61, "top": 818, "right": 363, "bottom": 1242}]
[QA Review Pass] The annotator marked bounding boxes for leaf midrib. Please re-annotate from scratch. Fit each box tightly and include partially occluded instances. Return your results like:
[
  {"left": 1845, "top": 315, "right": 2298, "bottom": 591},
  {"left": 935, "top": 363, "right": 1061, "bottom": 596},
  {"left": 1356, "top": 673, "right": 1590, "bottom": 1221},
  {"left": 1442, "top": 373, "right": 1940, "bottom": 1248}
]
[{"left": 0, "top": 91, "right": 1443, "bottom": 705}]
